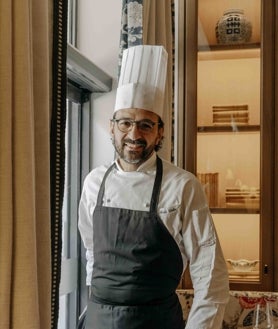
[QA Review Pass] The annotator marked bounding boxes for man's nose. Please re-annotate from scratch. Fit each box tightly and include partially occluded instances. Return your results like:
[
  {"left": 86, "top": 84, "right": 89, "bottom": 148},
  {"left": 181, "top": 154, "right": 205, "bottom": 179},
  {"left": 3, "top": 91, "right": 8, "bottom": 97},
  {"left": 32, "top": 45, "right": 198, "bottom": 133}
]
[{"left": 127, "top": 123, "right": 142, "bottom": 138}]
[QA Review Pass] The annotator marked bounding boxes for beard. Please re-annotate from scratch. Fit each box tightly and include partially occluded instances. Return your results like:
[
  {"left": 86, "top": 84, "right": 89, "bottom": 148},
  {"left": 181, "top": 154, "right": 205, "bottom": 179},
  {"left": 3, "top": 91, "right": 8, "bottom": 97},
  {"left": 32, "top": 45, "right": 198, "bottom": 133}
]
[{"left": 112, "top": 137, "right": 156, "bottom": 164}]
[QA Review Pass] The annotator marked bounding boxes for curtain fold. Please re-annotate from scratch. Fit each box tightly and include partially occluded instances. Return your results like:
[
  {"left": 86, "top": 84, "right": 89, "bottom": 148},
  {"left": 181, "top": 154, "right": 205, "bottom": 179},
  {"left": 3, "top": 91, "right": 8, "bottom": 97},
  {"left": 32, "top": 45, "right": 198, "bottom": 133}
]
[
  {"left": 118, "top": 0, "right": 143, "bottom": 75},
  {"left": 119, "top": 0, "right": 175, "bottom": 161},
  {"left": 0, "top": 1, "right": 13, "bottom": 326},
  {"left": 143, "top": 0, "right": 175, "bottom": 162},
  {"left": 50, "top": 0, "right": 68, "bottom": 327},
  {"left": 0, "top": 0, "right": 52, "bottom": 328}
]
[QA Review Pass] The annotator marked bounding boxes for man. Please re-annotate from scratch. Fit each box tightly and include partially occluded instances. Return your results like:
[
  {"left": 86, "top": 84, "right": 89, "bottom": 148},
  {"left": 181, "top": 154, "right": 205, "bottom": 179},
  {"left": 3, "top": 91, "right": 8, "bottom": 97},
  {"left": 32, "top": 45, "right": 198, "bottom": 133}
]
[{"left": 78, "top": 45, "right": 229, "bottom": 329}]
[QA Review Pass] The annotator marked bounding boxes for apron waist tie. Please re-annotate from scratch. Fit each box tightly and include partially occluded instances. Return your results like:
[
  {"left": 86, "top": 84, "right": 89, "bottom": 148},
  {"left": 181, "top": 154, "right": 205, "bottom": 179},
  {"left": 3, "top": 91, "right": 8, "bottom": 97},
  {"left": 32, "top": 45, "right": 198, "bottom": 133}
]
[{"left": 90, "top": 292, "right": 178, "bottom": 307}]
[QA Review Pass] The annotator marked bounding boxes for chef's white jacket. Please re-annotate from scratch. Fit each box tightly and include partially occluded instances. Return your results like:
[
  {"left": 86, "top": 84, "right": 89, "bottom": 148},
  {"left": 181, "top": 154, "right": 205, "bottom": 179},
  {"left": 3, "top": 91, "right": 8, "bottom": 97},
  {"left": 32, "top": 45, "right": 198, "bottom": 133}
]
[{"left": 78, "top": 152, "right": 230, "bottom": 329}]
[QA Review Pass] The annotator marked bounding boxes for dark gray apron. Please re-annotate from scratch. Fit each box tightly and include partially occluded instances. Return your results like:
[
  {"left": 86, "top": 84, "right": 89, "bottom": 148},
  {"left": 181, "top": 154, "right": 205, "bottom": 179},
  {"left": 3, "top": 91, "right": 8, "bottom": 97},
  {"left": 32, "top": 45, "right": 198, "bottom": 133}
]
[{"left": 86, "top": 157, "right": 184, "bottom": 329}]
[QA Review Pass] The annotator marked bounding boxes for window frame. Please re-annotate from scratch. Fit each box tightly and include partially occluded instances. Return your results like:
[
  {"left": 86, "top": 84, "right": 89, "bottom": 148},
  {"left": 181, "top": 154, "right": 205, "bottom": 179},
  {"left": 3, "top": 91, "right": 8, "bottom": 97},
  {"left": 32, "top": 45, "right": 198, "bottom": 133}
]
[{"left": 58, "top": 44, "right": 112, "bottom": 329}]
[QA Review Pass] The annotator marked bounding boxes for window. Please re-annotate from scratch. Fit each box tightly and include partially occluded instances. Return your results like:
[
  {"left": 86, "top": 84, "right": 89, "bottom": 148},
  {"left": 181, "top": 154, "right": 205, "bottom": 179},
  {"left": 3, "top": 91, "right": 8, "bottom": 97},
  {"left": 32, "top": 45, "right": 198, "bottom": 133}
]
[{"left": 58, "top": 44, "right": 112, "bottom": 329}]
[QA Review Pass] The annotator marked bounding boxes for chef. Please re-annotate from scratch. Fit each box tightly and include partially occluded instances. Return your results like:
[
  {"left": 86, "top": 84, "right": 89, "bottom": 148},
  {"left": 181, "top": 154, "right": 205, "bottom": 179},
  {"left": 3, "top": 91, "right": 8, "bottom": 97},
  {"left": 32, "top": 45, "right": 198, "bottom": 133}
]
[{"left": 78, "top": 44, "right": 229, "bottom": 329}]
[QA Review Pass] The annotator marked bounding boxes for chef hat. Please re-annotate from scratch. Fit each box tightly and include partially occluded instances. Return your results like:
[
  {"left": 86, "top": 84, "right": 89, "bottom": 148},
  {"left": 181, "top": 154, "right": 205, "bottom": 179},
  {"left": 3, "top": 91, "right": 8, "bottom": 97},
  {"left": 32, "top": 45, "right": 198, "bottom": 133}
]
[{"left": 114, "top": 45, "right": 168, "bottom": 118}]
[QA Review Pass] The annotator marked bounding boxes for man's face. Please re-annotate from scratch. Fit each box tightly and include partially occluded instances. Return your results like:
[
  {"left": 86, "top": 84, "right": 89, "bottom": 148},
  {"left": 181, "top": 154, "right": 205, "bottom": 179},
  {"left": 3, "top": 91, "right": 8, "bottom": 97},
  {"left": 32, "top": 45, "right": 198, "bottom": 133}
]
[{"left": 110, "top": 108, "right": 164, "bottom": 171}]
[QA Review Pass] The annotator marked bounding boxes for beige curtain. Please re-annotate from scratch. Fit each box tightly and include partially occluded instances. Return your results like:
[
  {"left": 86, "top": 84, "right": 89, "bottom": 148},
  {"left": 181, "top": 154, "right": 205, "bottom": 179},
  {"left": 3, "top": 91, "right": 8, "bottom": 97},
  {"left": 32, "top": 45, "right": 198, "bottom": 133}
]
[
  {"left": 0, "top": 0, "right": 52, "bottom": 328},
  {"left": 143, "top": 0, "right": 174, "bottom": 162}
]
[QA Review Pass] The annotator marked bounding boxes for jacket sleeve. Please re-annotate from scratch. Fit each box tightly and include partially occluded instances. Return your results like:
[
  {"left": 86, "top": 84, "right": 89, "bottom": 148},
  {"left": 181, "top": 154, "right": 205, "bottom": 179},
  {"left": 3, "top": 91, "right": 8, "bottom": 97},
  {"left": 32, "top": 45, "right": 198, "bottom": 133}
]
[{"left": 182, "top": 179, "right": 230, "bottom": 329}]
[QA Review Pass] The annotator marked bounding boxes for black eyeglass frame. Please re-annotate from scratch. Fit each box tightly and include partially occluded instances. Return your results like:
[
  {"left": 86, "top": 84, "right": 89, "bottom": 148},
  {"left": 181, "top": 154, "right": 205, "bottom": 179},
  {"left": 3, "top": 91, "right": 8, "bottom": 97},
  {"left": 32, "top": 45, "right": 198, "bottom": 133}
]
[{"left": 110, "top": 118, "right": 161, "bottom": 133}]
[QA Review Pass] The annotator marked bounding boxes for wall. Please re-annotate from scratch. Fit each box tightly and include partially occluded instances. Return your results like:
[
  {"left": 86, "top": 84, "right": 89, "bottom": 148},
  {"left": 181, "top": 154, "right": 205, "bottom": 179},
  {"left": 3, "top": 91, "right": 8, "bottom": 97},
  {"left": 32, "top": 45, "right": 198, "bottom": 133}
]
[{"left": 77, "top": 0, "right": 122, "bottom": 169}]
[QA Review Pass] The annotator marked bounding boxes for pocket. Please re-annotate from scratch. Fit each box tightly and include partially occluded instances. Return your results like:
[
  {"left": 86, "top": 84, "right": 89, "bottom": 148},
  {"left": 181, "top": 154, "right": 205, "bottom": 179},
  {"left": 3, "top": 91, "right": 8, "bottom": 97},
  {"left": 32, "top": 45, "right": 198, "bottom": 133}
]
[
  {"left": 159, "top": 203, "right": 180, "bottom": 214},
  {"left": 192, "top": 206, "right": 216, "bottom": 247}
]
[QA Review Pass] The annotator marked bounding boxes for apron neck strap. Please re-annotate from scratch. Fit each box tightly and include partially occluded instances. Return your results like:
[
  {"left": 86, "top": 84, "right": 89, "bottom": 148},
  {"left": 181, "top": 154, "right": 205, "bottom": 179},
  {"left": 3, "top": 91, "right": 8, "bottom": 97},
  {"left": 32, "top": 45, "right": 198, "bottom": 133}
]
[
  {"left": 96, "top": 156, "right": 163, "bottom": 213},
  {"left": 96, "top": 163, "right": 116, "bottom": 206},
  {"left": 149, "top": 156, "right": 163, "bottom": 213}
]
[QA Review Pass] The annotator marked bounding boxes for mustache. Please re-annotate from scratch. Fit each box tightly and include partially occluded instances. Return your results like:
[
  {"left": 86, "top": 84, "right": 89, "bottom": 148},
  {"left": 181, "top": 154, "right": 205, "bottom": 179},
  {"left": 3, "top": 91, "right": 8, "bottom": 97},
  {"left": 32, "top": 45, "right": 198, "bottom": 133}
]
[{"left": 123, "top": 138, "right": 147, "bottom": 147}]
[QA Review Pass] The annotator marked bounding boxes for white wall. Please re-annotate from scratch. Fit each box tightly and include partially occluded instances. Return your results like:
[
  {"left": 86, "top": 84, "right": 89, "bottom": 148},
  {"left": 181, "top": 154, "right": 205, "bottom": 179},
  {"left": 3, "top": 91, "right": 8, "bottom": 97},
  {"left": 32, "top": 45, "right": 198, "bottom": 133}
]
[{"left": 77, "top": 0, "right": 122, "bottom": 168}]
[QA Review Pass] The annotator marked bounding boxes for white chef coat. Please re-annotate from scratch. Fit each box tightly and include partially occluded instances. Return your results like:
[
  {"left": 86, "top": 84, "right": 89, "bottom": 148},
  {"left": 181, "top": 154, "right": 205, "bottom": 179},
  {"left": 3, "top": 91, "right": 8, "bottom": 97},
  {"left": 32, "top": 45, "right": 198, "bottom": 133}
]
[{"left": 78, "top": 152, "right": 230, "bottom": 329}]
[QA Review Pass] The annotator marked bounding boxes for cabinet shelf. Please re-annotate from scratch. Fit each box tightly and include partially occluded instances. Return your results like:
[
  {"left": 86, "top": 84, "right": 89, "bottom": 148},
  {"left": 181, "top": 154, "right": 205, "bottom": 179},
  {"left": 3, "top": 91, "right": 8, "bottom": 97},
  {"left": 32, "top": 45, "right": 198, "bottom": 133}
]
[
  {"left": 198, "top": 45, "right": 260, "bottom": 60},
  {"left": 198, "top": 43, "right": 260, "bottom": 52},
  {"left": 210, "top": 207, "right": 260, "bottom": 214},
  {"left": 197, "top": 125, "right": 260, "bottom": 133}
]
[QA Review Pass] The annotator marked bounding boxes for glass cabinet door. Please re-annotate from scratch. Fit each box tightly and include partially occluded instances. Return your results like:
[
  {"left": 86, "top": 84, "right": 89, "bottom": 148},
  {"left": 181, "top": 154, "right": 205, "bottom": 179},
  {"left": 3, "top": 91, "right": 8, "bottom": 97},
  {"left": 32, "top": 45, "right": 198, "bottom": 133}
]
[{"left": 180, "top": 0, "right": 275, "bottom": 290}]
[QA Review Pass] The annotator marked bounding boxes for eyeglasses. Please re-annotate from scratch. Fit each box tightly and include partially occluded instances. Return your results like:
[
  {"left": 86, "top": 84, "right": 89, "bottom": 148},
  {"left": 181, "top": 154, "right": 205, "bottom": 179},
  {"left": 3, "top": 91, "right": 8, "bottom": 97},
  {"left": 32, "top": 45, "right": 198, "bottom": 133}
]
[{"left": 111, "top": 118, "right": 160, "bottom": 133}]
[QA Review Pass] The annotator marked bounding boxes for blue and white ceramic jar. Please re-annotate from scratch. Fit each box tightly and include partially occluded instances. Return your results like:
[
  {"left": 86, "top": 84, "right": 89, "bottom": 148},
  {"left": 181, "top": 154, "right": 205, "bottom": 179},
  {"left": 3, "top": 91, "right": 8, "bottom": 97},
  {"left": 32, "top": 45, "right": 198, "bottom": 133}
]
[{"left": 216, "top": 9, "right": 252, "bottom": 45}]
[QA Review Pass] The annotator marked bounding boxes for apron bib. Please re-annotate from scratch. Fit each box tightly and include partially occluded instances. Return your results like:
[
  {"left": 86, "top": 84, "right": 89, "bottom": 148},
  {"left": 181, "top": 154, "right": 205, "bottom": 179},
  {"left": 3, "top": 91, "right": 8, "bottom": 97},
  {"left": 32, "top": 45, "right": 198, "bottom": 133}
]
[{"left": 86, "top": 157, "right": 184, "bottom": 329}]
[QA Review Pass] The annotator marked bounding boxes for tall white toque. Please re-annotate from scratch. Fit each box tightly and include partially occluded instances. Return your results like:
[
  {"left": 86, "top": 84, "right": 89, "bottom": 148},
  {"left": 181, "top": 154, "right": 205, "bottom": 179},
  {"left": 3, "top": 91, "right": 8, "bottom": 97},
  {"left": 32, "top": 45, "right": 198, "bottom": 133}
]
[{"left": 114, "top": 45, "right": 168, "bottom": 118}]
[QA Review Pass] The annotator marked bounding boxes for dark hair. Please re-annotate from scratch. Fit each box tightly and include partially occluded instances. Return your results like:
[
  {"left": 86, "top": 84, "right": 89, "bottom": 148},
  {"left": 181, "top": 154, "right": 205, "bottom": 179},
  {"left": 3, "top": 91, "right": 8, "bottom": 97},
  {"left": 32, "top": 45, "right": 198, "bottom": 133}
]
[
  {"left": 155, "top": 117, "right": 164, "bottom": 151},
  {"left": 158, "top": 117, "right": 164, "bottom": 129}
]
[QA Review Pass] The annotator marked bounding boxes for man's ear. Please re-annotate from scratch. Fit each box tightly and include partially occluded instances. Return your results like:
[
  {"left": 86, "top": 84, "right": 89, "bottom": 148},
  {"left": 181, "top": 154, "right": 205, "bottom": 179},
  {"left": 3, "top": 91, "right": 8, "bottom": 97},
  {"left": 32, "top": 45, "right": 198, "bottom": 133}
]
[
  {"left": 156, "top": 126, "right": 164, "bottom": 145},
  {"left": 110, "top": 120, "right": 115, "bottom": 136}
]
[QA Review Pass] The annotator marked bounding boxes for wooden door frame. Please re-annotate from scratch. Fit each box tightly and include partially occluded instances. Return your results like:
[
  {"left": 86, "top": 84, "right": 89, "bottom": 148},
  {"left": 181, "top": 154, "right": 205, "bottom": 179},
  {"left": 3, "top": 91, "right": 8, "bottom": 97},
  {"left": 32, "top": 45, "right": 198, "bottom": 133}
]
[
  {"left": 177, "top": 0, "right": 277, "bottom": 291},
  {"left": 259, "top": 0, "right": 275, "bottom": 292},
  {"left": 274, "top": 0, "right": 278, "bottom": 292}
]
